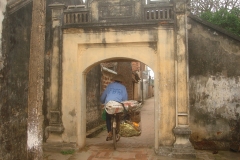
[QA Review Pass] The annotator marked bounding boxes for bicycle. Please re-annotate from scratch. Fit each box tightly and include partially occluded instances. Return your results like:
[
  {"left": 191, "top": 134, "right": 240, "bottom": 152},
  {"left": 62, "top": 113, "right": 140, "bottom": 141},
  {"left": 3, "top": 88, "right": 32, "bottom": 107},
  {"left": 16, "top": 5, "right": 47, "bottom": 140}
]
[
  {"left": 111, "top": 112, "right": 122, "bottom": 150},
  {"left": 105, "top": 100, "right": 141, "bottom": 150}
]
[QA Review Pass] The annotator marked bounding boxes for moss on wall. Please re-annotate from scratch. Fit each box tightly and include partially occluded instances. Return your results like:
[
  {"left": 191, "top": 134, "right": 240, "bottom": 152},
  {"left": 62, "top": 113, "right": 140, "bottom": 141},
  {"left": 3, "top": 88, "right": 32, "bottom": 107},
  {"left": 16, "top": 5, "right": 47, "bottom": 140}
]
[
  {"left": 188, "top": 17, "right": 240, "bottom": 150},
  {"left": 0, "top": 2, "right": 33, "bottom": 159}
]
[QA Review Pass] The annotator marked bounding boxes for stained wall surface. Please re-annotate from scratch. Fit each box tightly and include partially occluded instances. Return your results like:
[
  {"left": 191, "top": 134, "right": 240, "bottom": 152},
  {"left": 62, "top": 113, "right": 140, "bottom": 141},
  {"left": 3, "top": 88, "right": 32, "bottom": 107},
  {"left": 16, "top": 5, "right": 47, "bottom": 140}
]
[
  {"left": 0, "top": 0, "right": 6, "bottom": 70},
  {"left": 0, "top": 2, "right": 33, "bottom": 159},
  {"left": 188, "top": 16, "right": 240, "bottom": 150}
]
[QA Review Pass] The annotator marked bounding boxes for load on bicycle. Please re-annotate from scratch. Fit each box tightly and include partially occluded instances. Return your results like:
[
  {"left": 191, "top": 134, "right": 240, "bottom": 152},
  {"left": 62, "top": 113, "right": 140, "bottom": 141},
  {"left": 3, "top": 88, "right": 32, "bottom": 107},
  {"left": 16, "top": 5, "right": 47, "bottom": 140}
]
[{"left": 104, "top": 100, "right": 142, "bottom": 138}]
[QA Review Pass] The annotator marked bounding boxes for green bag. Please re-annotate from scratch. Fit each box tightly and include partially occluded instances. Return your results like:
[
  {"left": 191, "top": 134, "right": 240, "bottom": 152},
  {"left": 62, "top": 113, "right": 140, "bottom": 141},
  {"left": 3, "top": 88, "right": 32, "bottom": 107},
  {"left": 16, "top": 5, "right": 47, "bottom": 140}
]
[{"left": 102, "top": 109, "right": 106, "bottom": 120}]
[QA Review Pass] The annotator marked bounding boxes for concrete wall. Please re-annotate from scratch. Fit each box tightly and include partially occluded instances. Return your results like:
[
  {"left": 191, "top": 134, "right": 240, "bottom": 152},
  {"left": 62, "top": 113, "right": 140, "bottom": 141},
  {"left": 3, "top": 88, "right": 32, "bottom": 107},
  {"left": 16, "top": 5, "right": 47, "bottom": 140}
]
[
  {"left": 188, "top": 16, "right": 240, "bottom": 150},
  {"left": 0, "top": 2, "right": 33, "bottom": 159}
]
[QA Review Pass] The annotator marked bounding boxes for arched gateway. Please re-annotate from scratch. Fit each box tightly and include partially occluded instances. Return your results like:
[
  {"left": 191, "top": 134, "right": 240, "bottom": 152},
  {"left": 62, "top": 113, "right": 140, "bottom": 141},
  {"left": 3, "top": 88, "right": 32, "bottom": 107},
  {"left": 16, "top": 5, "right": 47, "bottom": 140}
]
[{"left": 48, "top": 0, "right": 195, "bottom": 158}]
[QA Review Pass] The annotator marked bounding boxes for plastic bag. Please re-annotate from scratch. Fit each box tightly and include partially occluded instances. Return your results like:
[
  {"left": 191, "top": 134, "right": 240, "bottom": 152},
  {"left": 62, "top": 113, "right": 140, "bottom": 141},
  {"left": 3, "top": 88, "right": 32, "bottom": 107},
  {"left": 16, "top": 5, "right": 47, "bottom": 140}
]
[
  {"left": 101, "top": 109, "right": 106, "bottom": 120},
  {"left": 105, "top": 100, "right": 142, "bottom": 114},
  {"left": 118, "top": 103, "right": 142, "bottom": 137},
  {"left": 105, "top": 101, "right": 124, "bottom": 114},
  {"left": 122, "top": 100, "right": 142, "bottom": 112},
  {"left": 119, "top": 120, "right": 141, "bottom": 137}
]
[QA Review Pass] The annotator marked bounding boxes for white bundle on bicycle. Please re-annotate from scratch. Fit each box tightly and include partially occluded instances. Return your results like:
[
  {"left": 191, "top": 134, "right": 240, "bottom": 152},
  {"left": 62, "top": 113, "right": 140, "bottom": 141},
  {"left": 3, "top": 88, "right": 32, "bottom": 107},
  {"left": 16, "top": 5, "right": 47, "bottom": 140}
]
[
  {"left": 105, "top": 101, "right": 124, "bottom": 114},
  {"left": 105, "top": 100, "right": 142, "bottom": 137},
  {"left": 105, "top": 100, "right": 141, "bottom": 114}
]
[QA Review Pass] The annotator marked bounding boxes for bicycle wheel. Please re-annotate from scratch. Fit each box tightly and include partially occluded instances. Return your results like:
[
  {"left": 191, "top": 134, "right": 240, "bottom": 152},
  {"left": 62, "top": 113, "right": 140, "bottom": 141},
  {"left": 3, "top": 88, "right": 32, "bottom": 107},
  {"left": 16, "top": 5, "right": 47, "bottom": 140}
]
[{"left": 112, "top": 116, "right": 117, "bottom": 150}]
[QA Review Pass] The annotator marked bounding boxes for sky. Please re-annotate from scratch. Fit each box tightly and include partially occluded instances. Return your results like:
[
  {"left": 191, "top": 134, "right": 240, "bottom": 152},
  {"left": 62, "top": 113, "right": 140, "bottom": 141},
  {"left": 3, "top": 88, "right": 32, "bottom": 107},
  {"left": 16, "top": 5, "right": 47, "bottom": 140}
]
[{"left": 148, "top": 67, "right": 154, "bottom": 78}]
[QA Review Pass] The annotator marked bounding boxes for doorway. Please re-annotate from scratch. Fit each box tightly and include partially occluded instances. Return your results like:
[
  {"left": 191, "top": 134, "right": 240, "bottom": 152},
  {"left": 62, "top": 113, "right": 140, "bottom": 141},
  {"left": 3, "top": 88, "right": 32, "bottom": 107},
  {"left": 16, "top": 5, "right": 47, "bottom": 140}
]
[{"left": 60, "top": 26, "right": 176, "bottom": 150}]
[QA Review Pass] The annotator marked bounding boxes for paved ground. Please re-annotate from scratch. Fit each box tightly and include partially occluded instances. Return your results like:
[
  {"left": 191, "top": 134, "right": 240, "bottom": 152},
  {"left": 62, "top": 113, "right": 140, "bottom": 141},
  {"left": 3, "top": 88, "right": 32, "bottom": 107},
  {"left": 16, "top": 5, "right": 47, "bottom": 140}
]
[{"left": 43, "top": 97, "right": 240, "bottom": 160}]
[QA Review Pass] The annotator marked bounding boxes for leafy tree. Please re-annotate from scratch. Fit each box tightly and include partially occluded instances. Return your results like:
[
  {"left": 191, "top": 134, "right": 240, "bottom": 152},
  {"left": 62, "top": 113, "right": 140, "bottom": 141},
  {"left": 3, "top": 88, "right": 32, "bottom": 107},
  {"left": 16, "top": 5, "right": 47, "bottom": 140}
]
[
  {"left": 200, "top": 8, "right": 240, "bottom": 36},
  {"left": 190, "top": 0, "right": 240, "bottom": 16},
  {"left": 189, "top": 0, "right": 240, "bottom": 36}
]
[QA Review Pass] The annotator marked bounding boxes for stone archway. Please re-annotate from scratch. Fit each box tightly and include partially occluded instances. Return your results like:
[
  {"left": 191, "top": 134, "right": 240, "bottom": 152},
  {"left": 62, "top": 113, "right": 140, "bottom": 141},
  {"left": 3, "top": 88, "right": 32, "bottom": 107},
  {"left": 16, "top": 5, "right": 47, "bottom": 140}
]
[
  {"left": 61, "top": 33, "right": 160, "bottom": 147},
  {"left": 47, "top": 1, "right": 195, "bottom": 158},
  {"left": 60, "top": 26, "right": 177, "bottom": 150}
]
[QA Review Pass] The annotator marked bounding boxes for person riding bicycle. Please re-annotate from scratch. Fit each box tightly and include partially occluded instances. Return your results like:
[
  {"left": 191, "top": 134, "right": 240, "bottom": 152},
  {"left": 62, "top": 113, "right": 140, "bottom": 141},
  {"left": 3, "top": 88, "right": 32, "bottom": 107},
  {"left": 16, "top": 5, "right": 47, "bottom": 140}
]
[{"left": 100, "top": 74, "right": 128, "bottom": 141}]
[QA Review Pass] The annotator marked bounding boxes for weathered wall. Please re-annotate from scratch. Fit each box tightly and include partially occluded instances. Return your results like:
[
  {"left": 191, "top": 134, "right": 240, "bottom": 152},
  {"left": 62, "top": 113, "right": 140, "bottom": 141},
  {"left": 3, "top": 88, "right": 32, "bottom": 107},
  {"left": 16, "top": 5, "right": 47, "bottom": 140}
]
[
  {"left": 86, "top": 65, "right": 103, "bottom": 131},
  {"left": 157, "top": 28, "right": 175, "bottom": 147},
  {"left": 188, "top": 16, "right": 240, "bottom": 150},
  {"left": 44, "top": 0, "right": 96, "bottom": 141},
  {"left": 0, "top": 0, "right": 6, "bottom": 71},
  {"left": 43, "top": 0, "right": 53, "bottom": 141},
  {"left": 0, "top": 2, "right": 33, "bottom": 159}
]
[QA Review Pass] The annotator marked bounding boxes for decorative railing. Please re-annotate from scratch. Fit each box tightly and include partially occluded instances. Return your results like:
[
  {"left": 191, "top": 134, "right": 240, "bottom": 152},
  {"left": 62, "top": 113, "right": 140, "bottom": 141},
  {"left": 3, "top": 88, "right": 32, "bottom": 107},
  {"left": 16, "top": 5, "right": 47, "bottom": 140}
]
[
  {"left": 144, "top": 6, "right": 173, "bottom": 21},
  {"left": 64, "top": 11, "right": 90, "bottom": 24},
  {"left": 63, "top": 4, "right": 174, "bottom": 26},
  {"left": 63, "top": 5, "right": 90, "bottom": 25}
]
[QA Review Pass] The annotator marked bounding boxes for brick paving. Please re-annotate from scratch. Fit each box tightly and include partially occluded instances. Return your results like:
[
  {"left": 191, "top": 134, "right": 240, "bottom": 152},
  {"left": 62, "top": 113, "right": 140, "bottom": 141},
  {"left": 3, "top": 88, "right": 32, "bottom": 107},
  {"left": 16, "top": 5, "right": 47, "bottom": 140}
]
[{"left": 43, "top": 97, "right": 240, "bottom": 160}]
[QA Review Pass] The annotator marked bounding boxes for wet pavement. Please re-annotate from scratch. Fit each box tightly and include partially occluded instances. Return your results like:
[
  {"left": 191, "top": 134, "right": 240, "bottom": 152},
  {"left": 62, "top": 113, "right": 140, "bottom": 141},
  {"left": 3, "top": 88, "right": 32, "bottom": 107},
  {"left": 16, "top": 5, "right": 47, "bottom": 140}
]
[{"left": 43, "top": 97, "right": 240, "bottom": 160}]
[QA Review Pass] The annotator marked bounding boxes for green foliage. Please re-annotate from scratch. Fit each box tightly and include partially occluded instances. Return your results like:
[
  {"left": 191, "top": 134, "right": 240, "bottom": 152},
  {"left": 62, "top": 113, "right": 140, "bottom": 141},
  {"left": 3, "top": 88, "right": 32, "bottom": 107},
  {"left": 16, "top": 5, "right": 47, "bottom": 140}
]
[
  {"left": 60, "top": 149, "right": 75, "bottom": 155},
  {"left": 200, "top": 8, "right": 240, "bottom": 36}
]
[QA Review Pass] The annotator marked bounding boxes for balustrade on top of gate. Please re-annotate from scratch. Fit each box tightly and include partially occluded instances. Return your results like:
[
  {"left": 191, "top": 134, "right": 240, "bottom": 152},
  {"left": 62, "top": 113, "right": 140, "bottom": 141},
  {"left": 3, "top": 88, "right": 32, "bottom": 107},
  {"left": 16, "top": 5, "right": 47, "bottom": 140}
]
[{"left": 63, "top": 1, "right": 174, "bottom": 26}]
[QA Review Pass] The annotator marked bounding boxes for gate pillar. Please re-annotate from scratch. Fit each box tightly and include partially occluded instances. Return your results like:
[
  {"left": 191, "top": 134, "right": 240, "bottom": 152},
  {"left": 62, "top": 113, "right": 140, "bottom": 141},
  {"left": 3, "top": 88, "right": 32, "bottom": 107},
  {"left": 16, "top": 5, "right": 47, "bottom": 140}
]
[
  {"left": 45, "top": 3, "right": 66, "bottom": 142},
  {"left": 172, "top": 0, "right": 196, "bottom": 158}
]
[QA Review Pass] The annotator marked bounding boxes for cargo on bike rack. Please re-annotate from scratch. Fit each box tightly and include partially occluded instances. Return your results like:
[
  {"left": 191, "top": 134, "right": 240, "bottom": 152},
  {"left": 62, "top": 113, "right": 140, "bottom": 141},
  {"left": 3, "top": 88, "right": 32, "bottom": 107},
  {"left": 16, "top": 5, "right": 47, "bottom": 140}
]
[{"left": 105, "top": 100, "right": 142, "bottom": 137}]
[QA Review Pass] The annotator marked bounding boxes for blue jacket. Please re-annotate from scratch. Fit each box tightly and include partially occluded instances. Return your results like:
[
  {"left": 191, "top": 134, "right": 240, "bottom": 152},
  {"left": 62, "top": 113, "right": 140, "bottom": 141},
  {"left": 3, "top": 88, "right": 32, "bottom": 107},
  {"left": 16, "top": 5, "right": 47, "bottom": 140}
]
[{"left": 100, "top": 82, "right": 128, "bottom": 104}]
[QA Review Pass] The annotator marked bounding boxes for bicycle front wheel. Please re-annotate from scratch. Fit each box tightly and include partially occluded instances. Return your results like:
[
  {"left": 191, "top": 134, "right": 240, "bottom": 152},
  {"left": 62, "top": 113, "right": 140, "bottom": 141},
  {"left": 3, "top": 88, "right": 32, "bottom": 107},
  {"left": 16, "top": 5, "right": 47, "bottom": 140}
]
[{"left": 112, "top": 116, "right": 117, "bottom": 150}]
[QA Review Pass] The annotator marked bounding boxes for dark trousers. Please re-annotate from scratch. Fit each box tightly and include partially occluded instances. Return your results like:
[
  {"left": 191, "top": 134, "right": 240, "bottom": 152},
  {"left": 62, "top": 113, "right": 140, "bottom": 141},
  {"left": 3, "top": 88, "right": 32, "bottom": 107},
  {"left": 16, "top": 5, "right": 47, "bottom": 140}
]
[{"left": 106, "top": 112, "right": 111, "bottom": 133}]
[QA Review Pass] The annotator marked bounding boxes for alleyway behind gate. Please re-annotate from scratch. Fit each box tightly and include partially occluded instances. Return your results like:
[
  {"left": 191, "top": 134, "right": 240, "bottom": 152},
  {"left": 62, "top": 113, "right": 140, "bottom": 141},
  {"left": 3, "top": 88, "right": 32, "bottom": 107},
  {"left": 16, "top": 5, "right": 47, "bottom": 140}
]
[{"left": 43, "top": 97, "right": 240, "bottom": 160}]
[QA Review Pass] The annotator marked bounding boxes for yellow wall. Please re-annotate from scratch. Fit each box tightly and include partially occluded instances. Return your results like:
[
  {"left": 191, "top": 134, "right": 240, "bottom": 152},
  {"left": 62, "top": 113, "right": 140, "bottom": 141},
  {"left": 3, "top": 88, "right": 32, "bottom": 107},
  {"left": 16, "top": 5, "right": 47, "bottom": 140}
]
[{"left": 61, "top": 26, "right": 176, "bottom": 148}]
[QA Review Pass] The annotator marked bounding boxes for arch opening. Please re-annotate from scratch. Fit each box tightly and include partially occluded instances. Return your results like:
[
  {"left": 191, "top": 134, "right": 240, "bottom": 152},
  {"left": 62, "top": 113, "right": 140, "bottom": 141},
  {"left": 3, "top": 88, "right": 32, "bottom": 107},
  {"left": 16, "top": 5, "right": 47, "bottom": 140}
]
[
  {"left": 60, "top": 43, "right": 160, "bottom": 149},
  {"left": 84, "top": 59, "right": 156, "bottom": 148}
]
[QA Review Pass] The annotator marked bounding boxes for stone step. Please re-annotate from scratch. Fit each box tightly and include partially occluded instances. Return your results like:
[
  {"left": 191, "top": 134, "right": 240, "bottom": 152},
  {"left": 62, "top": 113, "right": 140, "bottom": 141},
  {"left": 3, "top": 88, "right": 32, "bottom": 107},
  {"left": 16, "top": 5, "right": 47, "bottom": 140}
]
[
  {"left": 86, "top": 124, "right": 106, "bottom": 138},
  {"left": 43, "top": 142, "right": 77, "bottom": 152}
]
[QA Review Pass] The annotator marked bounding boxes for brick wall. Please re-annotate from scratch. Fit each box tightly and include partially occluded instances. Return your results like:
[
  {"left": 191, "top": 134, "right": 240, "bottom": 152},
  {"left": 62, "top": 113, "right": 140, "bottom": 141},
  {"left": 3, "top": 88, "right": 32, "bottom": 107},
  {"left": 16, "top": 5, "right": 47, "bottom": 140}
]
[
  {"left": 101, "top": 62, "right": 135, "bottom": 100},
  {"left": 117, "top": 62, "right": 133, "bottom": 100},
  {"left": 87, "top": 62, "right": 132, "bottom": 131},
  {"left": 131, "top": 61, "right": 140, "bottom": 72},
  {"left": 101, "top": 68, "right": 116, "bottom": 94}
]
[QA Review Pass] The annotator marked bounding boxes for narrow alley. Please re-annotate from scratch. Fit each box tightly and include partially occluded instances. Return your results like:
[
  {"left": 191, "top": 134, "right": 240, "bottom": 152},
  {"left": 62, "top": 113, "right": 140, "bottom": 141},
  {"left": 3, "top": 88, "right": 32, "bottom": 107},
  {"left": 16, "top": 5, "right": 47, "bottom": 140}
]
[
  {"left": 85, "top": 97, "right": 155, "bottom": 149},
  {"left": 43, "top": 97, "right": 240, "bottom": 160}
]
